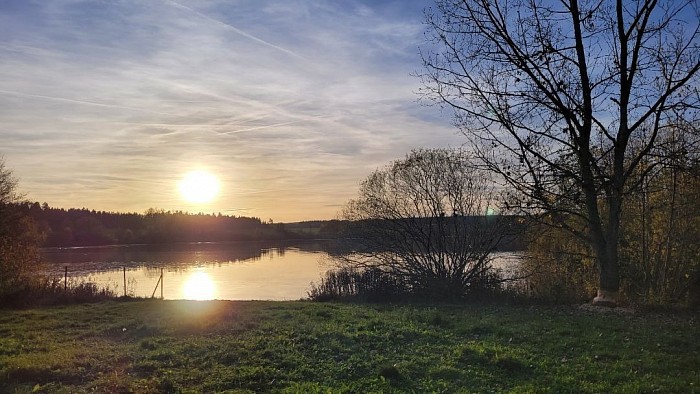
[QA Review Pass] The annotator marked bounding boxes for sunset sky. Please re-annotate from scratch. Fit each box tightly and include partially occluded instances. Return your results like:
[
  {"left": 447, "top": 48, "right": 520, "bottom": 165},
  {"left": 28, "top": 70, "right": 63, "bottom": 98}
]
[{"left": 0, "top": 0, "right": 464, "bottom": 222}]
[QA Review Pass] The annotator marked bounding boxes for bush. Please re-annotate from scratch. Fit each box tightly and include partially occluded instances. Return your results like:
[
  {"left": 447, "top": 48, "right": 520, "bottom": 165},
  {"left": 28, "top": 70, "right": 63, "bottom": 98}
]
[
  {"left": 308, "top": 266, "right": 504, "bottom": 302},
  {"left": 516, "top": 224, "right": 597, "bottom": 304},
  {"left": 308, "top": 267, "right": 404, "bottom": 302},
  {"left": 0, "top": 158, "right": 44, "bottom": 296},
  {"left": 0, "top": 277, "right": 118, "bottom": 309},
  {"left": 619, "top": 162, "right": 700, "bottom": 307}
]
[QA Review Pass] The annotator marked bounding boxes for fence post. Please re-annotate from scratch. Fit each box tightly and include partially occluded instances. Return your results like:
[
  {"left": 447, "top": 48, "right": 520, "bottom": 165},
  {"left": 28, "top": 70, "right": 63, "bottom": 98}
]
[
  {"left": 151, "top": 269, "right": 164, "bottom": 299},
  {"left": 64, "top": 266, "right": 68, "bottom": 292},
  {"left": 123, "top": 267, "right": 127, "bottom": 297}
]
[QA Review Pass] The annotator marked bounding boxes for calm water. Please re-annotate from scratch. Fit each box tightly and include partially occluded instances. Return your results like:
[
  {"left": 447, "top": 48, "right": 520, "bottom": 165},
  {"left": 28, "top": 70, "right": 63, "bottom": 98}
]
[
  {"left": 42, "top": 241, "right": 333, "bottom": 301},
  {"left": 42, "top": 241, "right": 522, "bottom": 301}
]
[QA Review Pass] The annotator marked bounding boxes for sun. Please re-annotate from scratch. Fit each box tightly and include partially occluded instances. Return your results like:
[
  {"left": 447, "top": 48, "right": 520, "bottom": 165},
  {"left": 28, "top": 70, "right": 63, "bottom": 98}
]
[
  {"left": 178, "top": 170, "right": 220, "bottom": 203},
  {"left": 182, "top": 271, "right": 216, "bottom": 300}
]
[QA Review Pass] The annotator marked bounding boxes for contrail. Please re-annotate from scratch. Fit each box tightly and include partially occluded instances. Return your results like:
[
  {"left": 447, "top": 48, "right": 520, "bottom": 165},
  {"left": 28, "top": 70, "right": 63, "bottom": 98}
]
[
  {"left": 0, "top": 89, "right": 176, "bottom": 116},
  {"left": 163, "top": 0, "right": 306, "bottom": 61},
  {"left": 219, "top": 113, "right": 334, "bottom": 134},
  {"left": 220, "top": 120, "right": 304, "bottom": 134}
]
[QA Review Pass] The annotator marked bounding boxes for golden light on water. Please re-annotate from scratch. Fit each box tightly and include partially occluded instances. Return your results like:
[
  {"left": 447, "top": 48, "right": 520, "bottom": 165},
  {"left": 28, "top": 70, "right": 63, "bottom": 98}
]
[
  {"left": 178, "top": 170, "right": 220, "bottom": 203},
  {"left": 182, "top": 271, "right": 216, "bottom": 300}
]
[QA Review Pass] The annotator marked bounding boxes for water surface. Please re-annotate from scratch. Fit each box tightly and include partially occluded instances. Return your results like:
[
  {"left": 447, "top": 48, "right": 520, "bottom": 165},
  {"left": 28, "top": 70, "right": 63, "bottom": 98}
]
[
  {"left": 43, "top": 241, "right": 522, "bottom": 300},
  {"left": 43, "top": 242, "right": 331, "bottom": 301}
]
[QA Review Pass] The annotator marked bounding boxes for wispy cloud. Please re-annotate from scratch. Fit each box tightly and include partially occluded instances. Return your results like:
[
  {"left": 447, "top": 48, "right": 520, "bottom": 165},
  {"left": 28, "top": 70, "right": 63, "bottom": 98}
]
[
  {"left": 0, "top": 89, "right": 177, "bottom": 116},
  {"left": 163, "top": 0, "right": 306, "bottom": 60},
  {"left": 0, "top": 0, "right": 462, "bottom": 221}
]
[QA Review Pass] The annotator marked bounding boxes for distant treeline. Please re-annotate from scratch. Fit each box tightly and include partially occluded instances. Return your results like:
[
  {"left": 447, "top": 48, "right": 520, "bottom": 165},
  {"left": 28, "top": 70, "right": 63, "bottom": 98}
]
[
  {"left": 285, "top": 216, "right": 528, "bottom": 252},
  {"left": 14, "top": 203, "right": 292, "bottom": 247},
  {"left": 12, "top": 202, "right": 526, "bottom": 249}
]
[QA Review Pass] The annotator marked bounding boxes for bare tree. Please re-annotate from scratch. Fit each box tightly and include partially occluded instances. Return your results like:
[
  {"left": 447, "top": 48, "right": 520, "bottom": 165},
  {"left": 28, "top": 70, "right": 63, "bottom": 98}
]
[
  {"left": 420, "top": 0, "right": 700, "bottom": 305},
  {"left": 337, "top": 148, "right": 510, "bottom": 299}
]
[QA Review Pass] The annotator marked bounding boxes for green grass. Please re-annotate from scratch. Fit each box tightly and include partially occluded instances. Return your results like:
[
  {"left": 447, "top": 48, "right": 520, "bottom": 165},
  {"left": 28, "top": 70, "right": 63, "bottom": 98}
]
[{"left": 0, "top": 300, "right": 697, "bottom": 393}]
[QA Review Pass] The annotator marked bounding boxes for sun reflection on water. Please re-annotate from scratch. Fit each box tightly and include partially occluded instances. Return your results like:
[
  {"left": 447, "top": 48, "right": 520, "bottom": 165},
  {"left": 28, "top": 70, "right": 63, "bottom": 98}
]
[{"left": 182, "top": 271, "right": 216, "bottom": 300}]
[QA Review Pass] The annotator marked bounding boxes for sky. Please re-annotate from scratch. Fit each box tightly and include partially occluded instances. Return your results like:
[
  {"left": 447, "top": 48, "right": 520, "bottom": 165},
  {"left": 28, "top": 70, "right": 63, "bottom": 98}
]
[{"left": 0, "top": 0, "right": 464, "bottom": 222}]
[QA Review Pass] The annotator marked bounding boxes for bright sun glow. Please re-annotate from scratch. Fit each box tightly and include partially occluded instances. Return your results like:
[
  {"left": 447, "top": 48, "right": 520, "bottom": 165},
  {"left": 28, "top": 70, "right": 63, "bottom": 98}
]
[
  {"left": 182, "top": 271, "right": 216, "bottom": 300},
  {"left": 179, "top": 170, "right": 220, "bottom": 203}
]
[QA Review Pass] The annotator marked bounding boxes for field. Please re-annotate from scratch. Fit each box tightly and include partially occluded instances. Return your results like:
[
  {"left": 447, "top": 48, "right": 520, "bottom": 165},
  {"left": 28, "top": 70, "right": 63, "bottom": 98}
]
[{"left": 0, "top": 300, "right": 697, "bottom": 393}]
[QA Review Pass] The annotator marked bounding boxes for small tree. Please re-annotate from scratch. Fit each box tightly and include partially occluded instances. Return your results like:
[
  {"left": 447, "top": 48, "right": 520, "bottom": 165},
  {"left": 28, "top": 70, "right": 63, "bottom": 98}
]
[
  {"left": 0, "top": 158, "right": 42, "bottom": 295},
  {"left": 621, "top": 123, "right": 700, "bottom": 305},
  {"left": 336, "top": 148, "right": 509, "bottom": 300}
]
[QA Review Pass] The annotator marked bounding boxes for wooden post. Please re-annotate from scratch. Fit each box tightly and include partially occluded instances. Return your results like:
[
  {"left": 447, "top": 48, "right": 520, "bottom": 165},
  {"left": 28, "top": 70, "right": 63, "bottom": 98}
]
[
  {"left": 64, "top": 266, "right": 68, "bottom": 292},
  {"left": 123, "top": 267, "right": 127, "bottom": 297},
  {"left": 151, "top": 269, "right": 165, "bottom": 299}
]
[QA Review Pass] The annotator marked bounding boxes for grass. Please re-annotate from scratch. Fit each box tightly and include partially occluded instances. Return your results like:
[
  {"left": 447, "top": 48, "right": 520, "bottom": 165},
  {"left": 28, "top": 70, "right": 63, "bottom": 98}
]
[{"left": 0, "top": 300, "right": 697, "bottom": 393}]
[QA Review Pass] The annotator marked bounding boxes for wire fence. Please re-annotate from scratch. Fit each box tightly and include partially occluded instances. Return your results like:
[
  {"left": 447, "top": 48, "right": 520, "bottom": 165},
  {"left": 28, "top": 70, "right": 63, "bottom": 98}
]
[{"left": 61, "top": 265, "right": 164, "bottom": 299}]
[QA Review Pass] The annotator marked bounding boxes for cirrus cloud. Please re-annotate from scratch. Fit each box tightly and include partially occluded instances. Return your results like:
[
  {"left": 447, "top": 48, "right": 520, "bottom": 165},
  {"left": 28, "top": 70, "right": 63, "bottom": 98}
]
[{"left": 0, "top": 0, "right": 463, "bottom": 221}]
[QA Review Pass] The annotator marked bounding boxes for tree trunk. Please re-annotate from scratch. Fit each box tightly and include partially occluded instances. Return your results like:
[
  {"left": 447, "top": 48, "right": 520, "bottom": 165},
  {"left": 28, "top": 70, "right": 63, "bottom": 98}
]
[
  {"left": 579, "top": 138, "right": 622, "bottom": 306},
  {"left": 593, "top": 192, "right": 623, "bottom": 307},
  {"left": 589, "top": 234, "right": 621, "bottom": 306},
  {"left": 594, "top": 238, "right": 621, "bottom": 306}
]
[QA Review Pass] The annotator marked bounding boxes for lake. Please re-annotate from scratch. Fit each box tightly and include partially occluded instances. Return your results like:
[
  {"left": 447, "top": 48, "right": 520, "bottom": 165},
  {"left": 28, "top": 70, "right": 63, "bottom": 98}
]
[{"left": 42, "top": 241, "right": 522, "bottom": 300}]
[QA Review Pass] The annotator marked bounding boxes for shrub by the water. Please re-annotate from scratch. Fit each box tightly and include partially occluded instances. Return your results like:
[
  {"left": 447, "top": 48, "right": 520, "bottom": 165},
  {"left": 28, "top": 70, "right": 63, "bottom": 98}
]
[
  {"left": 0, "top": 277, "right": 117, "bottom": 308},
  {"left": 308, "top": 266, "right": 503, "bottom": 302},
  {"left": 517, "top": 225, "right": 597, "bottom": 304},
  {"left": 308, "top": 267, "right": 404, "bottom": 301}
]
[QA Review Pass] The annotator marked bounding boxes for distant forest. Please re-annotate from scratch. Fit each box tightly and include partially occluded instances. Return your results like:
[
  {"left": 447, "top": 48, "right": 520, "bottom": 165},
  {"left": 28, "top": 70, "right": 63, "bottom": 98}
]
[
  {"left": 14, "top": 202, "right": 343, "bottom": 247},
  {"left": 13, "top": 202, "right": 526, "bottom": 249}
]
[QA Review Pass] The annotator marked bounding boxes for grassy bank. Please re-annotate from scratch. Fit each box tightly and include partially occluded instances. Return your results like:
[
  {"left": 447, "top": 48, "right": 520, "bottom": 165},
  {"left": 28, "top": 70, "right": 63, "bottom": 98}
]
[{"left": 0, "top": 300, "right": 697, "bottom": 393}]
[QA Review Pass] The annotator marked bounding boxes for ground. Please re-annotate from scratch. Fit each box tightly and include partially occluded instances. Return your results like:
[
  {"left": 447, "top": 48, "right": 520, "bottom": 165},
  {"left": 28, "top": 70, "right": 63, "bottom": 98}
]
[{"left": 0, "top": 300, "right": 697, "bottom": 393}]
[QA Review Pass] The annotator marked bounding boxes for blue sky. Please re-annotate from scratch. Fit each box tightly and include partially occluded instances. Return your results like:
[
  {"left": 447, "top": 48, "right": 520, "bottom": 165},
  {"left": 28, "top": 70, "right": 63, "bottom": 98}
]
[{"left": 0, "top": 0, "right": 463, "bottom": 221}]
